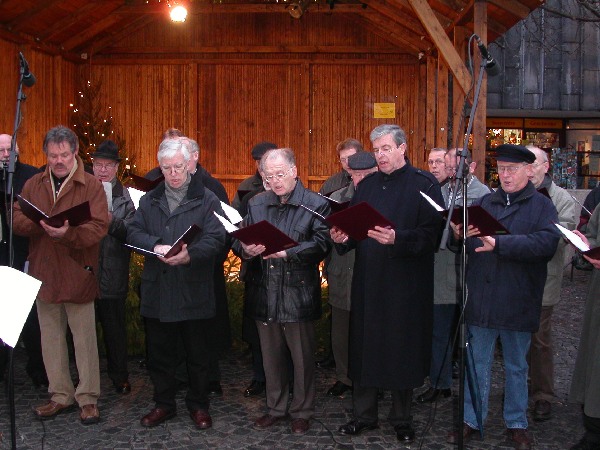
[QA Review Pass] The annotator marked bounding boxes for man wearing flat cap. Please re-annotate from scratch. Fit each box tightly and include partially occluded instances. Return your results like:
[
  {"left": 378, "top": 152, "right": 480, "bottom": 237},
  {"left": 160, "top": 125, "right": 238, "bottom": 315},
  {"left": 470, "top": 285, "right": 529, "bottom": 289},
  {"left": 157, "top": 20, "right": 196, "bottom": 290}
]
[
  {"left": 448, "top": 144, "right": 560, "bottom": 449},
  {"left": 91, "top": 140, "right": 135, "bottom": 395},
  {"left": 322, "top": 150, "right": 377, "bottom": 399}
]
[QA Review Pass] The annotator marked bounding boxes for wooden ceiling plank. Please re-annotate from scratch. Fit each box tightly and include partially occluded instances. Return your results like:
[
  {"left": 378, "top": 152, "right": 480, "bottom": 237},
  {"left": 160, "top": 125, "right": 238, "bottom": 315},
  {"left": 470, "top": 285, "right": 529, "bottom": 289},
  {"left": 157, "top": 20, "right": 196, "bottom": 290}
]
[
  {"left": 404, "top": 0, "right": 472, "bottom": 94},
  {"left": 488, "top": 0, "right": 531, "bottom": 20},
  {"left": 38, "top": 2, "right": 113, "bottom": 41},
  {"left": 62, "top": 12, "right": 126, "bottom": 51},
  {"left": 360, "top": 0, "right": 429, "bottom": 39},
  {"left": 89, "top": 15, "right": 157, "bottom": 55},
  {"left": 349, "top": 14, "right": 424, "bottom": 54},
  {"left": 7, "top": 0, "right": 64, "bottom": 32}
]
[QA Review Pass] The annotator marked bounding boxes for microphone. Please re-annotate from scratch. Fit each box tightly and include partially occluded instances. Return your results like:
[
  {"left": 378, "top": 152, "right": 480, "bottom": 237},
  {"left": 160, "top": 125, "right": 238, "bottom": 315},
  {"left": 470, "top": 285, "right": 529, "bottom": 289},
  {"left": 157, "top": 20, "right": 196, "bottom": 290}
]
[
  {"left": 18, "top": 52, "right": 36, "bottom": 87},
  {"left": 475, "top": 36, "right": 500, "bottom": 76}
]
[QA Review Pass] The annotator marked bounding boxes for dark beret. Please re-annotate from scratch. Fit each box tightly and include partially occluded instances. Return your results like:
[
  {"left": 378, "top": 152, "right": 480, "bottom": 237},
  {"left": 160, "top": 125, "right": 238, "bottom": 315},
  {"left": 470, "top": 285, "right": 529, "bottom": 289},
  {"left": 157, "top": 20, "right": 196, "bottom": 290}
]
[
  {"left": 251, "top": 141, "right": 278, "bottom": 160},
  {"left": 495, "top": 144, "right": 536, "bottom": 164},
  {"left": 90, "top": 140, "right": 121, "bottom": 161},
  {"left": 348, "top": 151, "right": 377, "bottom": 170}
]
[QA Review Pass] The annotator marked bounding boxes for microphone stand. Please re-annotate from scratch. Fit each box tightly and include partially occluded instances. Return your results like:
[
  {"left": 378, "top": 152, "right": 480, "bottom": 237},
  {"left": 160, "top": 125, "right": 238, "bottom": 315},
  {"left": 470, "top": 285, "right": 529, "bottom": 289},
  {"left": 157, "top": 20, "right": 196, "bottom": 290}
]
[
  {"left": 438, "top": 52, "right": 489, "bottom": 450},
  {"left": 4, "top": 54, "right": 31, "bottom": 450}
]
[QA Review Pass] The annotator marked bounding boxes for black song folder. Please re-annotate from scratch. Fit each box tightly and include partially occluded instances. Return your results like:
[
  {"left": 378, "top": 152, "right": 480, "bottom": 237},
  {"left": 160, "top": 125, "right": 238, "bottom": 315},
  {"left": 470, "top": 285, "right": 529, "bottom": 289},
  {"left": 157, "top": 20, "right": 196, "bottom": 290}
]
[
  {"left": 127, "top": 173, "right": 164, "bottom": 192},
  {"left": 231, "top": 220, "right": 299, "bottom": 256},
  {"left": 125, "top": 224, "right": 201, "bottom": 258},
  {"left": 17, "top": 195, "right": 92, "bottom": 228},
  {"left": 445, "top": 206, "right": 510, "bottom": 237}
]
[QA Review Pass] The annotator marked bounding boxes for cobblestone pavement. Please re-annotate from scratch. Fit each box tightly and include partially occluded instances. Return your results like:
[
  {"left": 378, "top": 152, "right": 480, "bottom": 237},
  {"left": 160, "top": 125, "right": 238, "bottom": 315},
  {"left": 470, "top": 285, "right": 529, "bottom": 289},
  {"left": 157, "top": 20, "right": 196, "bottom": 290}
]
[{"left": 0, "top": 269, "right": 591, "bottom": 449}]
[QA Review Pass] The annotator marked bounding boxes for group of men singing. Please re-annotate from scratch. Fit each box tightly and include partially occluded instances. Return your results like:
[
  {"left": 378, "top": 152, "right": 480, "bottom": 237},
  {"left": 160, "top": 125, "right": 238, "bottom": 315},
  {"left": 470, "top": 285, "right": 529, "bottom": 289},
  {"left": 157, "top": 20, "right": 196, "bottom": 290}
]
[{"left": 1, "top": 122, "right": 597, "bottom": 450}]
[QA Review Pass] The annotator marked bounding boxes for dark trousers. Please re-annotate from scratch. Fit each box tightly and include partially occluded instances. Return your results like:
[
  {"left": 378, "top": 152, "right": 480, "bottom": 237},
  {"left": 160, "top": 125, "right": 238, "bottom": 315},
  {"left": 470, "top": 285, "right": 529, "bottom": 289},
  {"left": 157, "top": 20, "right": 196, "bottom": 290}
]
[
  {"left": 528, "top": 305, "right": 554, "bottom": 401},
  {"left": 0, "top": 304, "right": 46, "bottom": 380},
  {"left": 353, "top": 384, "right": 413, "bottom": 427},
  {"left": 583, "top": 413, "right": 600, "bottom": 443},
  {"left": 145, "top": 317, "right": 211, "bottom": 412},
  {"left": 96, "top": 297, "right": 129, "bottom": 384},
  {"left": 257, "top": 321, "right": 316, "bottom": 420}
]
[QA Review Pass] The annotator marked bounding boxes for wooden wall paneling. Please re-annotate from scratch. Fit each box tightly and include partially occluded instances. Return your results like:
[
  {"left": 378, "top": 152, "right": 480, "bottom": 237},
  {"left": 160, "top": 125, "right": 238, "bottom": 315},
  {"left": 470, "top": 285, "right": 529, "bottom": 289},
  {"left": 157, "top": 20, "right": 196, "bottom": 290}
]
[
  {"left": 417, "top": 60, "right": 428, "bottom": 166},
  {"left": 197, "top": 63, "right": 217, "bottom": 180},
  {"left": 425, "top": 54, "right": 437, "bottom": 153},
  {"left": 436, "top": 58, "right": 449, "bottom": 149}
]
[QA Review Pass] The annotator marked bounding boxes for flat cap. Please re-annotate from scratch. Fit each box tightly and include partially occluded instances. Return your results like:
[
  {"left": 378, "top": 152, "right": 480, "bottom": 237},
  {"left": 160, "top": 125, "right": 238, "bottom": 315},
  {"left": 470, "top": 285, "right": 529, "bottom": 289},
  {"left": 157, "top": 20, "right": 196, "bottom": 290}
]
[
  {"left": 90, "top": 140, "right": 121, "bottom": 161},
  {"left": 348, "top": 151, "right": 377, "bottom": 170},
  {"left": 495, "top": 144, "right": 536, "bottom": 164},
  {"left": 251, "top": 141, "right": 278, "bottom": 160}
]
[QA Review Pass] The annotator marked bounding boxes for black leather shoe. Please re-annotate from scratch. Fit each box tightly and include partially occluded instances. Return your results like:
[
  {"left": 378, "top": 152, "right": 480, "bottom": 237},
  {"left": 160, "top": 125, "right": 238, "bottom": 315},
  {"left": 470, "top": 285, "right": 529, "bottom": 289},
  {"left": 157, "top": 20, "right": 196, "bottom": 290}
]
[
  {"left": 326, "top": 381, "right": 352, "bottom": 397},
  {"left": 114, "top": 381, "right": 131, "bottom": 395},
  {"left": 416, "top": 387, "right": 451, "bottom": 403},
  {"left": 395, "top": 424, "right": 416, "bottom": 443},
  {"left": 338, "top": 419, "right": 379, "bottom": 435},
  {"left": 316, "top": 355, "right": 336, "bottom": 369},
  {"left": 532, "top": 399, "right": 551, "bottom": 421},
  {"left": 207, "top": 381, "right": 223, "bottom": 397},
  {"left": 244, "top": 380, "right": 265, "bottom": 397}
]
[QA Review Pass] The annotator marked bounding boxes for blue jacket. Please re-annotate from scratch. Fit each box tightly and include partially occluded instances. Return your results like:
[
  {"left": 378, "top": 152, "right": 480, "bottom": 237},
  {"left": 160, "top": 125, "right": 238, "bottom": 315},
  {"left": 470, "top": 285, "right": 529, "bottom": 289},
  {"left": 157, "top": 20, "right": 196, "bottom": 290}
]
[{"left": 465, "top": 181, "right": 560, "bottom": 332}]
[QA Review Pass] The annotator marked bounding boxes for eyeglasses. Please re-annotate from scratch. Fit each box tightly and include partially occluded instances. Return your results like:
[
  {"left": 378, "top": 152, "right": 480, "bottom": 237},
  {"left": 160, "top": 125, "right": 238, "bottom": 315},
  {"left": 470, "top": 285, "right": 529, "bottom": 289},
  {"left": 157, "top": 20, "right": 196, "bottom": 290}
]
[
  {"left": 160, "top": 163, "right": 187, "bottom": 174},
  {"left": 428, "top": 159, "right": 445, "bottom": 166},
  {"left": 263, "top": 167, "right": 293, "bottom": 184},
  {"left": 93, "top": 162, "right": 117, "bottom": 170},
  {"left": 372, "top": 145, "right": 397, "bottom": 156},
  {"left": 497, "top": 164, "right": 526, "bottom": 175}
]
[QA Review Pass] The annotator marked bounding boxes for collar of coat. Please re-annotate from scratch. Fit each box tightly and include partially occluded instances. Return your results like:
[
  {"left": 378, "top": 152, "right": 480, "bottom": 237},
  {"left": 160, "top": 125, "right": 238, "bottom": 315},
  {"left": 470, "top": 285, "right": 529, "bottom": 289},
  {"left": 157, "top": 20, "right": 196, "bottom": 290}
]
[
  {"left": 491, "top": 180, "right": 536, "bottom": 206},
  {"left": 264, "top": 178, "right": 305, "bottom": 206},
  {"left": 41, "top": 154, "right": 87, "bottom": 186},
  {"left": 148, "top": 169, "right": 206, "bottom": 201}
]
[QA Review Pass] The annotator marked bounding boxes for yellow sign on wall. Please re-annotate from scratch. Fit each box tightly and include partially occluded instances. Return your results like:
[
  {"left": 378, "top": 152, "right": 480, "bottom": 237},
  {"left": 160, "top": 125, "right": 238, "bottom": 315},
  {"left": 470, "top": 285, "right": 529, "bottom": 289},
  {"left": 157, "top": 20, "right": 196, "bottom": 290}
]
[{"left": 374, "top": 103, "right": 396, "bottom": 119}]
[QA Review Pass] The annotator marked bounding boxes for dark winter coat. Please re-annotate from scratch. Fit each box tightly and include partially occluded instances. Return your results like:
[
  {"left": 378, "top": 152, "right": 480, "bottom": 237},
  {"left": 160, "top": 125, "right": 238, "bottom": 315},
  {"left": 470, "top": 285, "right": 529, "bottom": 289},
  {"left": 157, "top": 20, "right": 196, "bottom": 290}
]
[
  {"left": 97, "top": 181, "right": 135, "bottom": 299},
  {"left": 127, "top": 174, "right": 227, "bottom": 322},
  {"left": 465, "top": 182, "right": 560, "bottom": 333},
  {"left": 233, "top": 179, "right": 331, "bottom": 323},
  {"left": 1, "top": 160, "right": 40, "bottom": 270},
  {"left": 339, "top": 163, "right": 444, "bottom": 390}
]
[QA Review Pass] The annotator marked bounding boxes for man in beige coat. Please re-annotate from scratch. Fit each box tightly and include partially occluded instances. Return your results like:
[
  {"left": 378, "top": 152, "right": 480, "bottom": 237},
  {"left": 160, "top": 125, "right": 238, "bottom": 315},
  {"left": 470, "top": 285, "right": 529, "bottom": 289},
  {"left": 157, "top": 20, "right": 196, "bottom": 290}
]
[
  {"left": 13, "top": 126, "right": 109, "bottom": 425},
  {"left": 527, "top": 146, "right": 578, "bottom": 421}
]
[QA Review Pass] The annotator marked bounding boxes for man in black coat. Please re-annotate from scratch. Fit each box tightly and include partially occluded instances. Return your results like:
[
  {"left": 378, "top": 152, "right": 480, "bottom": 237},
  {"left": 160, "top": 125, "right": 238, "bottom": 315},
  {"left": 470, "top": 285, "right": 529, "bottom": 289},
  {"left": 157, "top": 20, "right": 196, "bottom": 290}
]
[
  {"left": 0, "top": 133, "right": 47, "bottom": 387},
  {"left": 331, "top": 124, "right": 443, "bottom": 444},
  {"left": 128, "top": 137, "right": 226, "bottom": 429}
]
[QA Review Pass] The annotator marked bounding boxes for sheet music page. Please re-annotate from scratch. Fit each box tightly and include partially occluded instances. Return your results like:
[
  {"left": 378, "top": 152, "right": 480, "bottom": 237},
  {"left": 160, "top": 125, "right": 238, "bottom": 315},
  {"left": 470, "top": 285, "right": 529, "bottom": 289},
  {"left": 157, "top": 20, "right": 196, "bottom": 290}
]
[
  {"left": 0, "top": 267, "right": 42, "bottom": 347},
  {"left": 213, "top": 211, "right": 239, "bottom": 233}
]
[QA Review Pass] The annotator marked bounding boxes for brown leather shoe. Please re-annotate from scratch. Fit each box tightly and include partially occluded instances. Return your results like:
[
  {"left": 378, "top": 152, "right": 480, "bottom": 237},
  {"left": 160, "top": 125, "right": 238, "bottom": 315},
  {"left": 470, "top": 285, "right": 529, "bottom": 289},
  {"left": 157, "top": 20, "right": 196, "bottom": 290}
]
[
  {"left": 447, "top": 424, "right": 479, "bottom": 444},
  {"left": 507, "top": 428, "right": 532, "bottom": 450},
  {"left": 190, "top": 409, "right": 212, "bottom": 429},
  {"left": 254, "top": 414, "right": 285, "bottom": 429},
  {"left": 291, "top": 418, "right": 310, "bottom": 434},
  {"left": 32, "top": 401, "right": 75, "bottom": 419},
  {"left": 533, "top": 399, "right": 552, "bottom": 421},
  {"left": 79, "top": 404, "right": 100, "bottom": 425},
  {"left": 140, "top": 407, "right": 176, "bottom": 427}
]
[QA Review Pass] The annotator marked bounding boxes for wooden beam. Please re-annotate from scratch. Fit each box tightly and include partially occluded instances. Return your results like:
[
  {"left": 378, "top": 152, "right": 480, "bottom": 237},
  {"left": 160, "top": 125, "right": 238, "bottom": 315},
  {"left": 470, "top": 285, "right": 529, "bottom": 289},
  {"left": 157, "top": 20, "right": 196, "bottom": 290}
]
[
  {"left": 7, "top": 0, "right": 64, "bottom": 32},
  {"left": 102, "top": 45, "right": 405, "bottom": 54},
  {"left": 360, "top": 0, "right": 429, "bottom": 38},
  {"left": 472, "top": 0, "right": 487, "bottom": 181},
  {"left": 62, "top": 13, "right": 125, "bottom": 51},
  {"left": 488, "top": 0, "right": 531, "bottom": 19},
  {"left": 426, "top": 55, "right": 437, "bottom": 150},
  {"left": 114, "top": 3, "right": 373, "bottom": 15},
  {"left": 349, "top": 14, "right": 425, "bottom": 54},
  {"left": 357, "top": 9, "right": 431, "bottom": 53},
  {"left": 437, "top": 57, "right": 449, "bottom": 148},
  {"left": 405, "top": 0, "right": 472, "bottom": 94},
  {"left": 452, "top": 25, "right": 470, "bottom": 149}
]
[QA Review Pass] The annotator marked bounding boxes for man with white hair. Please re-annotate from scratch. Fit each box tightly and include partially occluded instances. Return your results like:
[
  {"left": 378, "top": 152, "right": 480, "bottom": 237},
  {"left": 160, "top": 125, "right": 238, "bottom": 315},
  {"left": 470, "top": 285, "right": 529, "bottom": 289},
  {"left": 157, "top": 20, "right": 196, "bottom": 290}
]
[{"left": 127, "top": 138, "right": 226, "bottom": 429}]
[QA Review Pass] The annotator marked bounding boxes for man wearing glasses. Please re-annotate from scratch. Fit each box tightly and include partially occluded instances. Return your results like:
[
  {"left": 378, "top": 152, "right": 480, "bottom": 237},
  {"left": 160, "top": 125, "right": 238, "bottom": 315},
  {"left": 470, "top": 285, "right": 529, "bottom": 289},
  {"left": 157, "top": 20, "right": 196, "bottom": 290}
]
[
  {"left": 91, "top": 140, "right": 135, "bottom": 395},
  {"left": 127, "top": 138, "right": 226, "bottom": 430},
  {"left": 233, "top": 148, "right": 331, "bottom": 434},
  {"left": 448, "top": 144, "right": 560, "bottom": 449},
  {"left": 332, "top": 124, "right": 443, "bottom": 444}
]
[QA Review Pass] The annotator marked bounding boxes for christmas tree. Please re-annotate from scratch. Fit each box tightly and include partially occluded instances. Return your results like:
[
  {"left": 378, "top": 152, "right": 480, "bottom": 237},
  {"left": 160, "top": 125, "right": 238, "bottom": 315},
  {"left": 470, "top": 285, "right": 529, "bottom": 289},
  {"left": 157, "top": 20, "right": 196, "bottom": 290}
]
[{"left": 69, "top": 79, "right": 134, "bottom": 181}]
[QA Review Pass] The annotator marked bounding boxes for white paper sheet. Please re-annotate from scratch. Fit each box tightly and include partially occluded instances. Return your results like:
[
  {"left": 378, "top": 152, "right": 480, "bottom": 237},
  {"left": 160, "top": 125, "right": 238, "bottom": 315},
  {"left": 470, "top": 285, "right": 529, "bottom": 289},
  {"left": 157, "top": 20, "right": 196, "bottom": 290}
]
[
  {"left": 213, "top": 211, "right": 239, "bottom": 233},
  {"left": 555, "top": 223, "right": 590, "bottom": 252},
  {"left": 128, "top": 187, "right": 144, "bottom": 210},
  {"left": 220, "top": 201, "right": 243, "bottom": 225},
  {"left": 420, "top": 191, "right": 444, "bottom": 212},
  {"left": 0, "top": 266, "right": 42, "bottom": 348}
]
